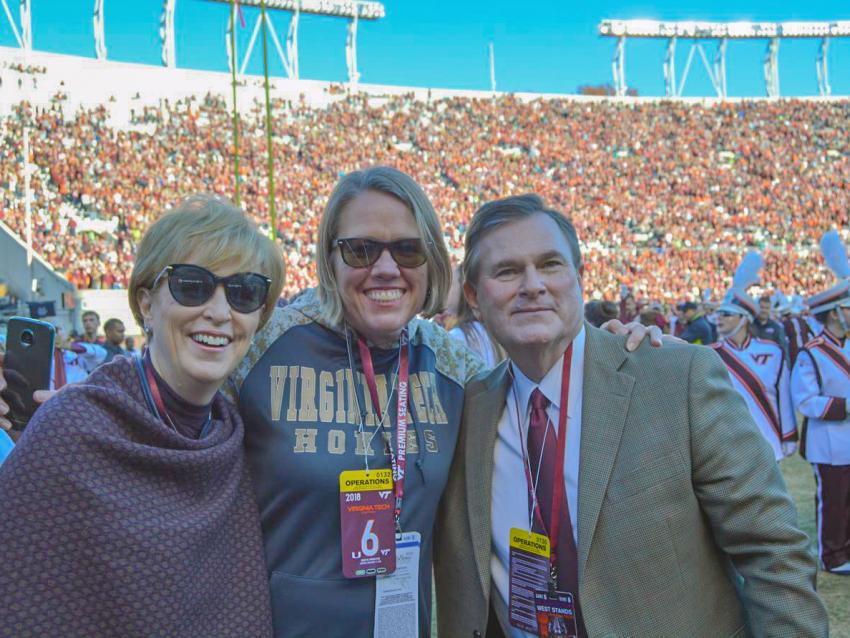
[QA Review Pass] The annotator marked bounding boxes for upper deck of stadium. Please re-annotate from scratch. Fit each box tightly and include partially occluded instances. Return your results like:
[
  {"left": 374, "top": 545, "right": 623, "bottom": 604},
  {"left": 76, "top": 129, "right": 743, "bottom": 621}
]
[
  {"left": 1, "top": 46, "right": 844, "bottom": 126},
  {"left": 1, "top": 43, "right": 848, "bottom": 310}
]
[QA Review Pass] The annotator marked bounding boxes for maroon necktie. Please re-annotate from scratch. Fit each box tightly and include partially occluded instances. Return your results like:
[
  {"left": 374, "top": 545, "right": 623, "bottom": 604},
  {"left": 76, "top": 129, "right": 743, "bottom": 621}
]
[{"left": 527, "top": 388, "right": 586, "bottom": 637}]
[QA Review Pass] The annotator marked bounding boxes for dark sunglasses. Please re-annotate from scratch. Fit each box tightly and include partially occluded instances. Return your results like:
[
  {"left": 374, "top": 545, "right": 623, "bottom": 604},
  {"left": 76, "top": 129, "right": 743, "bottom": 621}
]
[
  {"left": 152, "top": 264, "right": 270, "bottom": 314},
  {"left": 334, "top": 237, "right": 430, "bottom": 269},
  {"left": 716, "top": 311, "right": 737, "bottom": 318}
]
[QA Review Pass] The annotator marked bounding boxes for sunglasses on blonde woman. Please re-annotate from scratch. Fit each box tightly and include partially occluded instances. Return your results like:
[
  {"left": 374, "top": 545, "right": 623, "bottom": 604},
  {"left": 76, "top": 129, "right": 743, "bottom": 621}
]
[
  {"left": 334, "top": 238, "right": 431, "bottom": 269},
  {"left": 152, "top": 264, "right": 270, "bottom": 314}
]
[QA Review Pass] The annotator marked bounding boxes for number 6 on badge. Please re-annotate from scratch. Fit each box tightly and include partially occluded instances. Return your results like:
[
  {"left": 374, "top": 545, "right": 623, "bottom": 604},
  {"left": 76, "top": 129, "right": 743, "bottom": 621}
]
[
  {"left": 361, "top": 519, "right": 379, "bottom": 557},
  {"left": 339, "top": 469, "right": 396, "bottom": 578}
]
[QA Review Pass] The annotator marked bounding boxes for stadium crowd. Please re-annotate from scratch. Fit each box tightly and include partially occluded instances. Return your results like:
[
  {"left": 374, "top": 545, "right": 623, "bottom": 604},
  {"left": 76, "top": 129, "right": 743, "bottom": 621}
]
[
  {"left": 1, "top": 87, "right": 848, "bottom": 635},
  {"left": 1, "top": 94, "right": 849, "bottom": 302}
]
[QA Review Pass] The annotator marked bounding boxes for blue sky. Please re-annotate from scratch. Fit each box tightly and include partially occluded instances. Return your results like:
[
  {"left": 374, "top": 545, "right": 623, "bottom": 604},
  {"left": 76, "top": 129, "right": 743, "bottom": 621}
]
[{"left": 2, "top": 0, "right": 849, "bottom": 96}]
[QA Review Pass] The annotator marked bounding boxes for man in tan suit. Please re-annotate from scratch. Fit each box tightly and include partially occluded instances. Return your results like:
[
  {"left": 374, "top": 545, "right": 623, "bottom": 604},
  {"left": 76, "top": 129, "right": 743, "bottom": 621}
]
[{"left": 435, "top": 195, "right": 828, "bottom": 638}]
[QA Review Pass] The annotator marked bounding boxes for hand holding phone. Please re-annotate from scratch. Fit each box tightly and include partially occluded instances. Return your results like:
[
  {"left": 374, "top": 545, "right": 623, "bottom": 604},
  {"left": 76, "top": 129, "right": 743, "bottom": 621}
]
[
  {"left": 1, "top": 317, "right": 55, "bottom": 431},
  {"left": 0, "top": 359, "right": 57, "bottom": 436}
]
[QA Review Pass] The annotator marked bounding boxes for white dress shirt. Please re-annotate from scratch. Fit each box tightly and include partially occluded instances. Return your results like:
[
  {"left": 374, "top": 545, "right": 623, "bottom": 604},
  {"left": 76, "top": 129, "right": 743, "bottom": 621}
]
[{"left": 490, "top": 327, "right": 585, "bottom": 638}]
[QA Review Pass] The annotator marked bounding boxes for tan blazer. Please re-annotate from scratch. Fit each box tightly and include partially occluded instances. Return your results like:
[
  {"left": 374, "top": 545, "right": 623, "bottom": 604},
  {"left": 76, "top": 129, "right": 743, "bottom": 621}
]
[{"left": 435, "top": 325, "right": 828, "bottom": 638}]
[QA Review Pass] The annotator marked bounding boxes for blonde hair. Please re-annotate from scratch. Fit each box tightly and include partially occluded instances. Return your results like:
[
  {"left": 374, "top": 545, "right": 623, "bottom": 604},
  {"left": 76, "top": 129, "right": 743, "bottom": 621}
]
[
  {"left": 315, "top": 166, "right": 452, "bottom": 328},
  {"left": 128, "top": 194, "right": 285, "bottom": 328}
]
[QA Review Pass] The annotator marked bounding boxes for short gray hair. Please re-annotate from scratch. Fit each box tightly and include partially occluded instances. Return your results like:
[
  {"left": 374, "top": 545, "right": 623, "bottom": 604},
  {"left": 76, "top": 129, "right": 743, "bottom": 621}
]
[
  {"left": 462, "top": 194, "right": 582, "bottom": 286},
  {"left": 129, "top": 194, "right": 285, "bottom": 329},
  {"left": 315, "top": 166, "right": 452, "bottom": 327}
]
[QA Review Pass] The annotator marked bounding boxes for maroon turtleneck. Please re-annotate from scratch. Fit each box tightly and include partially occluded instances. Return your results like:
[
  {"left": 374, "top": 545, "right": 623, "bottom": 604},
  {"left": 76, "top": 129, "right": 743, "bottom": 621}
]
[{"left": 146, "top": 351, "right": 215, "bottom": 439}]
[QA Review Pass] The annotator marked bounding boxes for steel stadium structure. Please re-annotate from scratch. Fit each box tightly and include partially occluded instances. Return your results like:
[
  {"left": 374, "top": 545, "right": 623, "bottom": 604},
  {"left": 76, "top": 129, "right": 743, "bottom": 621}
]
[
  {"left": 599, "top": 19, "right": 850, "bottom": 98},
  {"left": 207, "top": 0, "right": 385, "bottom": 85},
  {"left": 1, "top": 0, "right": 386, "bottom": 85},
  {"left": 3, "top": 2, "right": 847, "bottom": 97}
]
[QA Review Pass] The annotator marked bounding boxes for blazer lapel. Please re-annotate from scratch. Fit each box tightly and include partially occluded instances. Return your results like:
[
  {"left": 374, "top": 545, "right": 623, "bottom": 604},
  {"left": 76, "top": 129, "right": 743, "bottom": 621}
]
[
  {"left": 467, "top": 361, "right": 510, "bottom": 596},
  {"left": 577, "top": 326, "right": 635, "bottom": 581}
]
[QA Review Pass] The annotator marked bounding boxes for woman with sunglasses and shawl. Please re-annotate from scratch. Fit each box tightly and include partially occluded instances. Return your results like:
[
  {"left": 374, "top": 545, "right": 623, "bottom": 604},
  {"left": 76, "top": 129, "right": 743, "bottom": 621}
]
[
  {"left": 225, "top": 166, "right": 661, "bottom": 637},
  {"left": 0, "top": 195, "right": 283, "bottom": 637}
]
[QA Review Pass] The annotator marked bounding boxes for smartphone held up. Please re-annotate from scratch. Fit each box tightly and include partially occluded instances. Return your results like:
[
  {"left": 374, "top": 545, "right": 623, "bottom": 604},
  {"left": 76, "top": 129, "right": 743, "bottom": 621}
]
[{"left": 1, "top": 317, "right": 55, "bottom": 431}]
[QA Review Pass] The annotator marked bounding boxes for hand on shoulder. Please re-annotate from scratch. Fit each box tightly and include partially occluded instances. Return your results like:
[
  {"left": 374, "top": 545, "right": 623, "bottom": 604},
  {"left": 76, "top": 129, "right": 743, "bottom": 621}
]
[{"left": 599, "top": 319, "right": 665, "bottom": 352}]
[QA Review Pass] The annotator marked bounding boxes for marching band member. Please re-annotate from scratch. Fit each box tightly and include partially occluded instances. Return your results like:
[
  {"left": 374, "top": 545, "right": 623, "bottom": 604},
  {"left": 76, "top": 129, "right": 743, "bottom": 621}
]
[
  {"left": 51, "top": 323, "right": 107, "bottom": 388},
  {"left": 778, "top": 293, "right": 816, "bottom": 367},
  {"left": 804, "top": 299, "right": 825, "bottom": 341},
  {"left": 791, "top": 230, "right": 850, "bottom": 575},
  {"left": 712, "top": 252, "right": 796, "bottom": 461}
]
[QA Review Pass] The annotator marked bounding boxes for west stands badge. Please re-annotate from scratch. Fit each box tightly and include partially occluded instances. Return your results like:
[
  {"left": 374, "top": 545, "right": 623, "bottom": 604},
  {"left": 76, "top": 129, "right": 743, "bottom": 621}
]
[{"left": 339, "top": 468, "right": 396, "bottom": 578}]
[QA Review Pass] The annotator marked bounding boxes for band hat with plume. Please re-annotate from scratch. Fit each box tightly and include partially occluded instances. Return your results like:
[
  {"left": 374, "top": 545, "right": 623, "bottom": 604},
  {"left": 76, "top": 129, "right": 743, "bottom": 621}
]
[
  {"left": 789, "top": 294, "right": 807, "bottom": 315},
  {"left": 718, "top": 251, "right": 763, "bottom": 321},
  {"left": 808, "top": 230, "right": 850, "bottom": 315}
]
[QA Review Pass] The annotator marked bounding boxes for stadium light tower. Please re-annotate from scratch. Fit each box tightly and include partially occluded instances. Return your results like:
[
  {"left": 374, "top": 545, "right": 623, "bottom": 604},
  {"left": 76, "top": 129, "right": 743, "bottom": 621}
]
[
  {"left": 817, "top": 37, "right": 830, "bottom": 96},
  {"left": 599, "top": 19, "right": 850, "bottom": 97},
  {"left": 94, "top": 0, "right": 107, "bottom": 60},
  {"left": 1, "top": 0, "right": 31, "bottom": 51},
  {"left": 204, "top": 0, "right": 385, "bottom": 84},
  {"left": 161, "top": 0, "right": 177, "bottom": 67},
  {"left": 764, "top": 36, "right": 779, "bottom": 98}
]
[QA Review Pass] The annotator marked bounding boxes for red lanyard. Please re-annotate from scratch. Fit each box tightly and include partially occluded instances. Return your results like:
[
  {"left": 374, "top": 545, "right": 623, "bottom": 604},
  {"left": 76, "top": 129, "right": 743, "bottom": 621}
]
[
  {"left": 357, "top": 331, "right": 410, "bottom": 530},
  {"left": 518, "top": 342, "right": 573, "bottom": 572},
  {"left": 142, "top": 353, "right": 212, "bottom": 435},
  {"left": 143, "top": 353, "right": 173, "bottom": 426}
]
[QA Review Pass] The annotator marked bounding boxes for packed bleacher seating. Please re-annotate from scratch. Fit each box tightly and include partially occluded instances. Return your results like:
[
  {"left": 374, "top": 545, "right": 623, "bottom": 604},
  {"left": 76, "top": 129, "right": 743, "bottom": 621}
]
[{"left": 1, "top": 94, "right": 848, "bottom": 302}]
